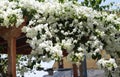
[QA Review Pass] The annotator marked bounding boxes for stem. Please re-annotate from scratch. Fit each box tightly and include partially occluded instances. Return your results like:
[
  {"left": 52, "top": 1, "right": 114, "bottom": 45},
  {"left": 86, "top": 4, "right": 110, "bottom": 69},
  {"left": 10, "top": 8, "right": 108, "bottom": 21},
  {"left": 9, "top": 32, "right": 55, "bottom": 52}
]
[{"left": 108, "top": 71, "right": 112, "bottom": 77}]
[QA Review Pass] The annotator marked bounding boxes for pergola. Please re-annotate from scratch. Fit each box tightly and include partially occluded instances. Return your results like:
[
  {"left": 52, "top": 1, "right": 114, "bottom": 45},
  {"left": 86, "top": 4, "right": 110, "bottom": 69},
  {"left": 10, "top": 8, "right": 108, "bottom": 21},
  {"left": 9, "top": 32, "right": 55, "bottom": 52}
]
[
  {"left": 0, "top": 19, "right": 31, "bottom": 77},
  {"left": 0, "top": 19, "right": 86, "bottom": 77}
]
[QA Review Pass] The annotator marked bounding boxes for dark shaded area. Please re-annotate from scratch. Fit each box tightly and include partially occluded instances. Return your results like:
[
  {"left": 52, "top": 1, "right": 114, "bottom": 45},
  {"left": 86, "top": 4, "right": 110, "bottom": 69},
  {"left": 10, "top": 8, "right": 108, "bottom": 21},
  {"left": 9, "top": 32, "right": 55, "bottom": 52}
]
[{"left": 0, "top": 33, "right": 31, "bottom": 55}]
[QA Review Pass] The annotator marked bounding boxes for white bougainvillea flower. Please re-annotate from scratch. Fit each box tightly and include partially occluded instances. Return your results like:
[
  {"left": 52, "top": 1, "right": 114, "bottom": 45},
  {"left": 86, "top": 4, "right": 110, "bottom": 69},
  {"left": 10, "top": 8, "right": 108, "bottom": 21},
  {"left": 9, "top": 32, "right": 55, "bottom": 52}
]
[{"left": 97, "top": 58, "right": 118, "bottom": 71}]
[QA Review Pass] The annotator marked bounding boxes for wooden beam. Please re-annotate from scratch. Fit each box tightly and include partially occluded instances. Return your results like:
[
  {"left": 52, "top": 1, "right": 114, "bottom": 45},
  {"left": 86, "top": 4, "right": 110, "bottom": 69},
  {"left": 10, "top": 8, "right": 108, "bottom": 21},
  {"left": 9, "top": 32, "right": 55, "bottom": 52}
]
[
  {"left": 7, "top": 37, "right": 16, "bottom": 77},
  {"left": 0, "top": 44, "right": 31, "bottom": 55}
]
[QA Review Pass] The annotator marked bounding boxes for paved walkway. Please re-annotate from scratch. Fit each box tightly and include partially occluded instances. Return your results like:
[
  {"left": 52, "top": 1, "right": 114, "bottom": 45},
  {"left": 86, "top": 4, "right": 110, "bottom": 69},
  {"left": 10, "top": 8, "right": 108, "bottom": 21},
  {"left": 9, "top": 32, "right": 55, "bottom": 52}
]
[
  {"left": 87, "top": 69, "right": 105, "bottom": 77},
  {"left": 43, "top": 69, "right": 105, "bottom": 77}
]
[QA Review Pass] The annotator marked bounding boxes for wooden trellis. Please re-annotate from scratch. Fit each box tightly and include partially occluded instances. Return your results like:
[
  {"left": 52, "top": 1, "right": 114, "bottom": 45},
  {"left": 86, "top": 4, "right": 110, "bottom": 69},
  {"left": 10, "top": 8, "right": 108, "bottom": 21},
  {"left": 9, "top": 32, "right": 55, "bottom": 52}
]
[{"left": 0, "top": 19, "right": 31, "bottom": 77}]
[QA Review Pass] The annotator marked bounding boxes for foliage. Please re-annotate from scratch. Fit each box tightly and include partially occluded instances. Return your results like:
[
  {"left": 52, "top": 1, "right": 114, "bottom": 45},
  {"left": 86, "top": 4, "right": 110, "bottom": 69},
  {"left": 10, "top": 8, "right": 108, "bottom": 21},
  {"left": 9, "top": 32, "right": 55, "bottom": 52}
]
[
  {"left": 0, "top": 54, "right": 8, "bottom": 77},
  {"left": 81, "top": 0, "right": 115, "bottom": 11},
  {"left": 0, "top": 46, "right": 4, "bottom": 52},
  {"left": 58, "top": 0, "right": 78, "bottom": 3},
  {"left": 0, "top": 0, "right": 119, "bottom": 76},
  {"left": 21, "top": 0, "right": 120, "bottom": 73},
  {"left": 0, "top": 0, "right": 24, "bottom": 28},
  {"left": 97, "top": 58, "right": 117, "bottom": 71},
  {"left": 0, "top": 54, "right": 24, "bottom": 76}
]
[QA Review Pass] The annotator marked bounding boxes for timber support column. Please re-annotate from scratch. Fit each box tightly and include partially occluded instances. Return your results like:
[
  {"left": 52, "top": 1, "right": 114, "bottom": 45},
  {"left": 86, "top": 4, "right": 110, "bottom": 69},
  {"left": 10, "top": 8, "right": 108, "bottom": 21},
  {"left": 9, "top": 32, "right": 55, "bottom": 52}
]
[
  {"left": 0, "top": 17, "right": 27, "bottom": 77},
  {"left": 7, "top": 37, "right": 16, "bottom": 77},
  {"left": 79, "top": 64, "right": 83, "bottom": 77},
  {"left": 72, "top": 64, "right": 78, "bottom": 77}
]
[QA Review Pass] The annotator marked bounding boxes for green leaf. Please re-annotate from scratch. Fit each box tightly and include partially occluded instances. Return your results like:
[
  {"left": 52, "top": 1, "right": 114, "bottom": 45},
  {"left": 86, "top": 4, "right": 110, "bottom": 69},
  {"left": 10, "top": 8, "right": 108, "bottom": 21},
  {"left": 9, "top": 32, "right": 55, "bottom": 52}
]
[
  {"left": 36, "top": 67, "right": 44, "bottom": 71},
  {"left": 38, "top": 0, "right": 45, "bottom": 2},
  {"left": 96, "top": 0, "right": 102, "bottom": 5},
  {"left": 8, "top": 14, "right": 17, "bottom": 24},
  {"left": 9, "top": 0, "right": 18, "bottom": 2},
  {"left": 90, "top": 0, "right": 96, "bottom": 7},
  {"left": 97, "top": 53, "right": 102, "bottom": 60},
  {"left": 59, "top": 0, "right": 64, "bottom": 3},
  {"left": 0, "top": 18, "right": 4, "bottom": 23},
  {"left": 92, "top": 54, "right": 97, "bottom": 60},
  {"left": 0, "top": 46, "right": 4, "bottom": 51},
  {"left": 84, "top": 0, "right": 89, "bottom": 6}
]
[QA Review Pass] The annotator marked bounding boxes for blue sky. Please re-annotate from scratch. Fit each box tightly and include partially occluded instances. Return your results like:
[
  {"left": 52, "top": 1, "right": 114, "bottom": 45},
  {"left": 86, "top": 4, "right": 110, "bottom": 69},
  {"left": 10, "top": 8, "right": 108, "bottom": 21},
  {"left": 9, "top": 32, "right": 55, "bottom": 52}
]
[
  {"left": 102, "top": 0, "right": 120, "bottom": 4},
  {"left": 78, "top": 0, "right": 120, "bottom": 6},
  {"left": 78, "top": 0, "right": 120, "bottom": 3},
  {"left": 100, "top": 0, "right": 120, "bottom": 9},
  {"left": 78, "top": 0, "right": 120, "bottom": 10}
]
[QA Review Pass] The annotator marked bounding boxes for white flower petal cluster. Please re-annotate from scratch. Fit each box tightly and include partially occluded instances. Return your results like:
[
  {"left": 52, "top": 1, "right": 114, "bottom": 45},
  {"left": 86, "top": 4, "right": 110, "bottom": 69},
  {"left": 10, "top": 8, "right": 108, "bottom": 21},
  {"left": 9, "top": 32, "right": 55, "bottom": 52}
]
[
  {"left": 19, "top": 0, "right": 40, "bottom": 13},
  {"left": 0, "top": 0, "right": 24, "bottom": 28},
  {"left": 0, "top": 54, "right": 8, "bottom": 75},
  {"left": 61, "top": 38, "right": 75, "bottom": 53},
  {"left": 67, "top": 52, "right": 84, "bottom": 64},
  {"left": 97, "top": 58, "right": 118, "bottom": 71},
  {"left": 0, "top": 0, "right": 120, "bottom": 75},
  {"left": 86, "top": 35, "right": 103, "bottom": 53},
  {"left": 0, "top": 54, "right": 7, "bottom": 59},
  {"left": 50, "top": 44, "right": 63, "bottom": 61},
  {"left": 22, "top": 1, "right": 120, "bottom": 63}
]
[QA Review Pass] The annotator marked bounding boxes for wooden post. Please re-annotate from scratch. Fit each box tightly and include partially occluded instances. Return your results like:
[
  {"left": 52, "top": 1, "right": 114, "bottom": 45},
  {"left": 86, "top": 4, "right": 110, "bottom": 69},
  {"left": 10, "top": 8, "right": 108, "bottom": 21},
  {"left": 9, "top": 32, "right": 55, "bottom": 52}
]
[
  {"left": 7, "top": 37, "right": 16, "bottom": 77},
  {"left": 79, "top": 56, "right": 87, "bottom": 77},
  {"left": 83, "top": 56, "right": 87, "bottom": 77},
  {"left": 73, "top": 64, "right": 78, "bottom": 77},
  {"left": 58, "top": 59, "right": 64, "bottom": 68},
  {"left": 79, "top": 64, "right": 83, "bottom": 77},
  {"left": 0, "top": 17, "right": 27, "bottom": 77}
]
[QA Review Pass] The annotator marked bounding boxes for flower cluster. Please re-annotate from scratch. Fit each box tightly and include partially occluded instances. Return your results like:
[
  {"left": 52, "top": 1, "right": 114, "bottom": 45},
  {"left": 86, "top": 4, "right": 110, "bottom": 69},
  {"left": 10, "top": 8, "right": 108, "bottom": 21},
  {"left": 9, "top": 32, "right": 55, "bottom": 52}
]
[
  {"left": 0, "top": 54, "right": 8, "bottom": 76},
  {"left": 0, "top": 0, "right": 41, "bottom": 28},
  {"left": 22, "top": 1, "right": 120, "bottom": 64},
  {"left": 22, "top": 1, "right": 104, "bottom": 62},
  {"left": 0, "top": 0, "right": 24, "bottom": 28},
  {"left": 67, "top": 51, "right": 84, "bottom": 64},
  {"left": 100, "top": 13, "right": 120, "bottom": 57},
  {"left": 0, "top": 0, "right": 120, "bottom": 74},
  {"left": 97, "top": 58, "right": 118, "bottom": 71}
]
